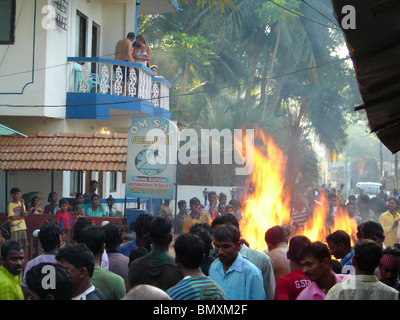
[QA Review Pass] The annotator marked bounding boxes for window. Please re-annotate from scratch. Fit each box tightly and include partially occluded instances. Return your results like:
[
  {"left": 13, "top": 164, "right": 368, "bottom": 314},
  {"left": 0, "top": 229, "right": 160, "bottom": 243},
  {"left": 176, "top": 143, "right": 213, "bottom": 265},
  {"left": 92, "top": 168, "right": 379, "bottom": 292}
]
[
  {"left": 110, "top": 172, "right": 117, "bottom": 192},
  {"left": 91, "top": 22, "right": 100, "bottom": 72},
  {"left": 70, "top": 171, "right": 82, "bottom": 196},
  {"left": 75, "top": 11, "right": 87, "bottom": 57},
  {"left": 0, "top": 0, "right": 16, "bottom": 44}
]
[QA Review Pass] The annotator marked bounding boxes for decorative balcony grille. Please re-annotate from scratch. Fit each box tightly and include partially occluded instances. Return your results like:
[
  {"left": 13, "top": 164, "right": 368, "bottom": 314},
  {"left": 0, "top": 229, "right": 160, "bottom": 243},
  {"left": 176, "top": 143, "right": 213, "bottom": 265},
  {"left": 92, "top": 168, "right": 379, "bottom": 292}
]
[{"left": 67, "top": 57, "right": 170, "bottom": 111}]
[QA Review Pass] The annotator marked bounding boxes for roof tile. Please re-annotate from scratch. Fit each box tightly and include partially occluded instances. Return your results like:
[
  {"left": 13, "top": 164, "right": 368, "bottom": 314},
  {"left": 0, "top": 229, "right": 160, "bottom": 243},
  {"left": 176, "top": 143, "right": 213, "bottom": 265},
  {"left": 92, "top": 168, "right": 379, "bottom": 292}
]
[{"left": 0, "top": 132, "right": 129, "bottom": 172}]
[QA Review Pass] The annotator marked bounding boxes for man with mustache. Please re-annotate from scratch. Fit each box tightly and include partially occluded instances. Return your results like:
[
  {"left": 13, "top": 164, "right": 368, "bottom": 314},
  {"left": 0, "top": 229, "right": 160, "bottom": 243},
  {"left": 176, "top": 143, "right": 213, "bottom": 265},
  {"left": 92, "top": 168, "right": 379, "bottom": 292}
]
[
  {"left": 209, "top": 224, "right": 266, "bottom": 300},
  {"left": 0, "top": 241, "right": 25, "bottom": 300},
  {"left": 296, "top": 241, "right": 348, "bottom": 300}
]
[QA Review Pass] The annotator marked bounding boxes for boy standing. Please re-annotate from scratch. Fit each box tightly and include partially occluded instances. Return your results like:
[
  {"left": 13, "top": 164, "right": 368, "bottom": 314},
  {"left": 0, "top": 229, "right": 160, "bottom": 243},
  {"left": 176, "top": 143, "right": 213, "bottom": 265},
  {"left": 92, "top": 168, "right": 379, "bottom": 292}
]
[
  {"left": 55, "top": 198, "right": 73, "bottom": 230},
  {"left": 7, "top": 187, "right": 28, "bottom": 244}
]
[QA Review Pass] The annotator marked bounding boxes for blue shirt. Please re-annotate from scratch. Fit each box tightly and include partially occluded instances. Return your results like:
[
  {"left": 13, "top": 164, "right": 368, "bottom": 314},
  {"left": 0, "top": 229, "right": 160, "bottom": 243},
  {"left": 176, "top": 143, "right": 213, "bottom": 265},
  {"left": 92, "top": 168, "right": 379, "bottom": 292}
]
[
  {"left": 209, "top": 253, "right": 266, "bottom": 300},
  {"left": 120, "top": 239, "right": 137, "bottom": 257},
  {"left": 341, "top": 249, "right": 355, "bottom": 267}
]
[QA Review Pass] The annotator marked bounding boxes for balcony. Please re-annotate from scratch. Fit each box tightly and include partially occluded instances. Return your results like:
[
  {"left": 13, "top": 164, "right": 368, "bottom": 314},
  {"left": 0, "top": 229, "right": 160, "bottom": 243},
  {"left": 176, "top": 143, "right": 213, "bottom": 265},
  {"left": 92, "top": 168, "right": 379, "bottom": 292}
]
[{"left": 66, "top": 57, "right": 172, "bottom": 121}]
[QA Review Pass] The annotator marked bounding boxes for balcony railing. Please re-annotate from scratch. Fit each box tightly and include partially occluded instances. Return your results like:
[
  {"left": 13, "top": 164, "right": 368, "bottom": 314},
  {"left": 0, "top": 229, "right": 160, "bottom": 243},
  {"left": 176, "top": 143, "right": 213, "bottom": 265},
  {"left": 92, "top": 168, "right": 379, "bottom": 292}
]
[{"left": 67, "top": 57, "right": 170, "bottom": 111}]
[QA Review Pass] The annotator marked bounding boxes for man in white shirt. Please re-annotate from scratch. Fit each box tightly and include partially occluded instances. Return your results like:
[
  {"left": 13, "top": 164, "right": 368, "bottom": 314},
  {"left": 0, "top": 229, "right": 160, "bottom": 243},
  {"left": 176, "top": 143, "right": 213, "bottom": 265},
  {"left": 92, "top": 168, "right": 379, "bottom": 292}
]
[{"left": 325, "top": 240, "right": 399, "bottom": 300}]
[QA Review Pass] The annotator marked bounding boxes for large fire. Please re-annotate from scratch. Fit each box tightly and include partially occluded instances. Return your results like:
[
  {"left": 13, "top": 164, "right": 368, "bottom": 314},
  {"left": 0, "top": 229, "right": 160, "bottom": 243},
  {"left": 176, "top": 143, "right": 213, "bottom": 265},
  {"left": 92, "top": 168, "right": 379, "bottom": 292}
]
[{"left": 237, "top": 130, "right": 357, "bottom": 251}]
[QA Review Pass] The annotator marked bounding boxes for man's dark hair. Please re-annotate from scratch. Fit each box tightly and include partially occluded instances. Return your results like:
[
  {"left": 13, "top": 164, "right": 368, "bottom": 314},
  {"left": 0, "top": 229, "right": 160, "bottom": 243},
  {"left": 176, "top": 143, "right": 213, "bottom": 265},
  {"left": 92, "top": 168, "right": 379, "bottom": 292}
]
[
  {"left": 326, "top": 230, "right": 351, "bottom": 249},
  {"left": 90, "top": 193, "right": 100, "bottom": 200},
  {"left": 1, "top": 241, "right": 23, "bottom": 258},
  {"left": 26, "top": 263, "right": 73, "bottom": 300},
  {"left": 89, "top": 180, "right": 98, "bottom": 186},
  {"left": 75, "top": 192, "right": 83, "bottom": 200},
  {"left": 301, "top": 241, "right": 331, "bottom": 262},
  {"left": 38, "top": 223, "right": 63, "bottom": 252},
  {"left": 73, "top": 217, "right": 93, "bottom": 242},
  {"left": 363, "top": 220, "right": 384, "bottom": 239},
  {"left": 47, "top": 192, "right": 57, "bottom": 203},
  {"left": 348, "top": 195, "right": 356, "bottom": 202},
  {"left": 354, "top": 240, "right": 382, "bottom": 274},
  {"left": 78, "top": 225, "right": 105, "bottom": 256},
  {"left": 103, "top": 222, "right": 124, "bottom": 249},
  {"left": 149, "top": 216, "right": 172, "bottom": 246},
  {"left": 288, "top": 235, "right": 312, "bottom": 264},
  {"left": 58, "top": 198, "right": 69, "bottom": 207},
  {"left": 10, "top": 187, "right": 21, "bottom": 195},
  {"left": 214, "top": 224, "right": 241, "bottom": 244},
  {"left": 265, "top": 225, "right": 290, "bottom": 246},
  {"left": 31, "top": 196, "right": 39, "bottom": 207},
  {"left": 211, "top": 213, "right": 239, "bottom": 229},
  {"left": 56, "top": 243, "right": 95, "bottom": 277},
  {"left": 129, "top": 247, "right": 149, "bottom": 266},
  {"left": 388, "top": 197, "right": 400, "bottom": 207},
  {"left": 174, "top": 233, "right": 206, "bottom": 269},
  {"left": 358, "top": 194, "right": 370, "bottom": 205},
  {"left": 189, "top": 197, "right": 201, "bottom": 207},
  {"left": 189, "top": 223, "right": 213, "bottom": 256},
  {"left": 134, "top": 214, "right": 154, "bottom": 239},
  {"left": 178, "top": 200, "right": 186, "bottom": 208},
  {"left": 127, "top": 32, "right": 135, "bottom": 39}
]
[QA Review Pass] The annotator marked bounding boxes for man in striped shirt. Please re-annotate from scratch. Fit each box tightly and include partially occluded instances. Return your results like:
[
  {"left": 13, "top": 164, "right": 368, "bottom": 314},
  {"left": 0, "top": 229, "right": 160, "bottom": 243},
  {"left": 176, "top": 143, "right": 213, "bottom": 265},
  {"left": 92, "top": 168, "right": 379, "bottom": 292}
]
[
  {"left": 166, "top": 233, "right": 226, "bottom": 300},
  {"left": 291, "top": 195, "right": 312, "bottom": 231}
]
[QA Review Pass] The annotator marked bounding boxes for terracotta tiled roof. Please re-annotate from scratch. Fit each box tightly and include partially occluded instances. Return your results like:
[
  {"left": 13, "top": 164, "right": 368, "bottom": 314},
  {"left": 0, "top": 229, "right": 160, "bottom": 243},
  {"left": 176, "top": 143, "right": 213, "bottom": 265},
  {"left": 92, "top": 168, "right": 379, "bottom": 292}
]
[{"left": 0, "top": 132, "right": 128, "bottom": 171}]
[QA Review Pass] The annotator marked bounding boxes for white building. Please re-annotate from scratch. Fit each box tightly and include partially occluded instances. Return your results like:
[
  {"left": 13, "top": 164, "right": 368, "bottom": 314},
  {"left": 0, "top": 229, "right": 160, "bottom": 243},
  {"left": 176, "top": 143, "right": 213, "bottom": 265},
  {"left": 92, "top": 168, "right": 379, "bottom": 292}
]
[{"left": 0, "top": 0, "right": 179, "bottom": 214}]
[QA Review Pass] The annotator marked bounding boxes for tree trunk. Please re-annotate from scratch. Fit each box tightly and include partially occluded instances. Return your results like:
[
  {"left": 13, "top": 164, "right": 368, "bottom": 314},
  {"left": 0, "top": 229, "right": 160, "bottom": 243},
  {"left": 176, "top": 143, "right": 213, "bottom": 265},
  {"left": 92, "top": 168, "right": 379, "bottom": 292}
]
[
  {"left": 261, "top": 19, "right": 281, "bottom": 122},
  {"left": 178, "top": 60, "right": 190, "bottom": 108},
  {"left": 241, "top": 28, "right": 263, "bottom": 119},
  {"left": 284, "top": 96, "right": 310, "bottom": 197}
]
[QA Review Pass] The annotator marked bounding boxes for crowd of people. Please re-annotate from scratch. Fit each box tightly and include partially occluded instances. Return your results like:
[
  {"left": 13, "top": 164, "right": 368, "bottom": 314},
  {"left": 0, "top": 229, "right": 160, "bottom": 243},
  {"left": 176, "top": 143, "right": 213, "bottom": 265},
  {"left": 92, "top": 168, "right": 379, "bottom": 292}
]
[{"left": 1, "top": 184, "right": 400, "bottom": 301}]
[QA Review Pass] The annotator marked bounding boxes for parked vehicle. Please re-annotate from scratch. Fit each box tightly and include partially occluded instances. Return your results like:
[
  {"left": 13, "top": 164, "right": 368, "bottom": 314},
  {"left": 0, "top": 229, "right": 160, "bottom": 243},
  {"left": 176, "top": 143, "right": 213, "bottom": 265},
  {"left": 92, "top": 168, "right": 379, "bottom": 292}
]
[{"left": 354, "top": 182, "right": 382, "bottom": 198}]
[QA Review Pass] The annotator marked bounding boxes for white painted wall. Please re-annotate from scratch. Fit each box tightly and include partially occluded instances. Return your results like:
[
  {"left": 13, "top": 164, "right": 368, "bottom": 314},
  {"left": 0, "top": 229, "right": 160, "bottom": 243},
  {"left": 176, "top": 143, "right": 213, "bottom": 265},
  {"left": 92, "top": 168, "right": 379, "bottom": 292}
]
[{"left": 0, "top": 0, "right": 138, "bottom": 119}]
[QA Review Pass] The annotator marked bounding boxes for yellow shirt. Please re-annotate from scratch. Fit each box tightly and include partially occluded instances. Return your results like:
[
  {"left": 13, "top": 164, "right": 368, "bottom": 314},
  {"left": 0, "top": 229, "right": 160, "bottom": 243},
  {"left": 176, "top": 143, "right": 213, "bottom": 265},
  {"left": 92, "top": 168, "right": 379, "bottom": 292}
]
[
  {"left": 7, "top": 201, "right": 27, "bottom": 232},
  {"left": 182, "top": 211, "right": 212, "bottom": 233},
  {"left": 378, "top": 210, "right": 400, "bottom": 247},
  {"left": 0, "top": 266, "right": 24, "bottom": 300}
]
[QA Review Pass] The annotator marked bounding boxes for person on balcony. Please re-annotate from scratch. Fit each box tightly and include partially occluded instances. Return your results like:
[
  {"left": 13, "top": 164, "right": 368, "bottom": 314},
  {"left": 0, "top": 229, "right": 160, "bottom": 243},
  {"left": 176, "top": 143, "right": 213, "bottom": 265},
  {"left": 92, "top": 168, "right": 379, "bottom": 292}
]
[
  {"left": 83, "top": 179, "right": 99, "bottom": 198},
  {"left": 150, "top": 65, "right": 164, "bottom": 79},
  {"left": 115, "top": 32, "right": 135, "bottom": 63},
  {"left": 85, "top": 194, "right": 107, "bottom": 217},
  {"left": 44, "top": 191, "right": 58, "bottom": 215},
  {"left": 133, "top": 34, "right": 152, "bottom": 67},
  {"left": 114, "top": 32, "right": 136, "bottom": 95}
]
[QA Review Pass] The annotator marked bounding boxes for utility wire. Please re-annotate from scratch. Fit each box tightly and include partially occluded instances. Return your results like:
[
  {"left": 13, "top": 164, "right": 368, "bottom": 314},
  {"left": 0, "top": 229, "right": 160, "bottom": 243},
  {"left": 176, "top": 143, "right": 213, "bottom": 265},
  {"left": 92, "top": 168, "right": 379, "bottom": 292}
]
[
  {"left": 2, "top": 56, "right": 351, "bottom": 110},
  {"left": 0, "top": 1, "right": 343, "bottom": 79},
  {"left": 300, "top": 0, "right": 341, "bottom": 28},
  {"left": 268, "top": 0, "right": 341, "bottom": 31}
]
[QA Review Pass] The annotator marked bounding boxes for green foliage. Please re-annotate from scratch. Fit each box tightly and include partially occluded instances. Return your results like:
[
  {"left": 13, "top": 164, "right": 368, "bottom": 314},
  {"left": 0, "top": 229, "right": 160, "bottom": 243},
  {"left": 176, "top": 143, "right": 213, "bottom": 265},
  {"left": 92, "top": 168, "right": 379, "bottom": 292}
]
[
  {"left": 140, "top": 0, "right": 362, "bottom": 187},
  {"left": 178, "top": 0, "right": 237, "bottom": 14},
  {"left": 161, "top": 32, "right": 217, "bottom": 67},
  {"left": 256, "top": 0, "right": 301, "bottom": 24}
]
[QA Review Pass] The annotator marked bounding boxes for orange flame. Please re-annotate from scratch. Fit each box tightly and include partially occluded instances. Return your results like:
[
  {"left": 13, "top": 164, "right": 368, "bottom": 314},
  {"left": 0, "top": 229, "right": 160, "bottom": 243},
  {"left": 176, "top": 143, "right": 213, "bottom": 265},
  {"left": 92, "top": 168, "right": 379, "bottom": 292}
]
[
  {"left": 237, "top": 130, "right": 357, "bottom": 251},
  {"left": 302, "top": 195, "right": 358, "bottom": 245},
  {"left": 238, "top": 131, "right": 292, "bottom": 251}
]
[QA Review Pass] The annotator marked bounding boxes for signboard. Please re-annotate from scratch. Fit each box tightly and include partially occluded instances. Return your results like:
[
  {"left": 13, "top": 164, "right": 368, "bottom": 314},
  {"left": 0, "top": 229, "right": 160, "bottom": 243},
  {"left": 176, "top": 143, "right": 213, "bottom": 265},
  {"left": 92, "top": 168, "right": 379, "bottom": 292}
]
[{"left": 126, "top": 116, "right": 178, "bottom": 200}]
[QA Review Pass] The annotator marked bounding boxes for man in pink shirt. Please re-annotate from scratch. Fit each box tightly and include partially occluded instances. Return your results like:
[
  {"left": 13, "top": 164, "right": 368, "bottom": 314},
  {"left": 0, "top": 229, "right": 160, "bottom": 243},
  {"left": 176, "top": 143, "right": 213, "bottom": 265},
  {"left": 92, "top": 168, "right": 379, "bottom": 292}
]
[{"left": 296, "top": 241, "right": 348, "bottom": 300}]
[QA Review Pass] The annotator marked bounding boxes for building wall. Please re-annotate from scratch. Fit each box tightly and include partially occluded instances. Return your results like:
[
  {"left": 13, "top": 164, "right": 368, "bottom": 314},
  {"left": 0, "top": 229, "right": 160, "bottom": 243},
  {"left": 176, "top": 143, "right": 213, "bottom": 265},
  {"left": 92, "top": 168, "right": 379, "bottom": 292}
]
[{"left": 0, "top": 0, "right": 137, "bottom": 120}]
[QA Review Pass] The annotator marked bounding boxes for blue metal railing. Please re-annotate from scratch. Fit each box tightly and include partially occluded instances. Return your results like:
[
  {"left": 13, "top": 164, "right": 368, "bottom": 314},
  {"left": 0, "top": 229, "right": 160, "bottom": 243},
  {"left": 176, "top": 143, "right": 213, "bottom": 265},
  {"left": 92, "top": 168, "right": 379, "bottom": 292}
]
[{"left": 67, "top": 57, "right": 171, "bottom": 110}]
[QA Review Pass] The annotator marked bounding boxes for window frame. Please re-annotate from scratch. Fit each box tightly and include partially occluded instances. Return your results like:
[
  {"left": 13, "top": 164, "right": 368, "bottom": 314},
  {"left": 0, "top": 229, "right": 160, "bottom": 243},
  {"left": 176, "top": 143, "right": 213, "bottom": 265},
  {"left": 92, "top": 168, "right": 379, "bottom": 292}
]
[{"left": 0, "top": 0, "right": 16, "bottom": 45}]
